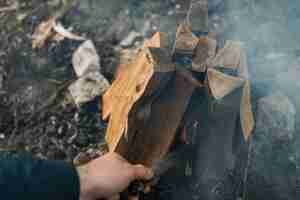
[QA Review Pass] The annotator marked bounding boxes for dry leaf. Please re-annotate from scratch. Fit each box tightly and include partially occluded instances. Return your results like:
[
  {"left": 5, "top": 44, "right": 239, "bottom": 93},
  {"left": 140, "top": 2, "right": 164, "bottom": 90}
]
[
  {"left": 53, "top": 22, "right": 86, "bottom": 41},
  {"left": 32, "top": 1, "right": 78, "bottom": 48},
  {"left": 32, "top": 17, "right": 56, "bottom": 49}
]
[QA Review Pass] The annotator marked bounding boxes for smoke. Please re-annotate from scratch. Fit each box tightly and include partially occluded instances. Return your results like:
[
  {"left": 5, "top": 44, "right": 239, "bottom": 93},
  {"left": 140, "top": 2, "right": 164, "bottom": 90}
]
[{"left": 224, "top": 0, "right": 300, "bottom": 85}]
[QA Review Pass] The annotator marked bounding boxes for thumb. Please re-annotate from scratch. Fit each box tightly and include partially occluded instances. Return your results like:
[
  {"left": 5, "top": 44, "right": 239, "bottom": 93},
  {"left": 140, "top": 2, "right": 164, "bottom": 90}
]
[{"left": 132, "top": 164, "right": 154, "bottom": 181}]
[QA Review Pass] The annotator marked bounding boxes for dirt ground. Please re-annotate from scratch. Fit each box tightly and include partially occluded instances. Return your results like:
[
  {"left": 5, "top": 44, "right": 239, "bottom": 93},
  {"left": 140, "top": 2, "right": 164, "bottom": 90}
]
[
  {"left": 1, "top": 0, "right": 300, "bottom": 200},
  {"left": 0, "top": 0, "right": 189, "bottom": 163}
]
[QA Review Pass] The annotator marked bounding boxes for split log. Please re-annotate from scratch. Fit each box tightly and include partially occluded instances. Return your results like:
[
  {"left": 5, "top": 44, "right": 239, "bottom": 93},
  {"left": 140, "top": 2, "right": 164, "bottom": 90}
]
[
  {"left": 103, "top": 46, "right": 175, "bottom": 153},
  {"left": 206, "top": 68, "right": 254, "bottom": 141},
  {"left": 123, "top": 73, "right": 195, "bottom": 166},
  {"left": 193, "top": 40, "right": 254, "bottom": 140}
]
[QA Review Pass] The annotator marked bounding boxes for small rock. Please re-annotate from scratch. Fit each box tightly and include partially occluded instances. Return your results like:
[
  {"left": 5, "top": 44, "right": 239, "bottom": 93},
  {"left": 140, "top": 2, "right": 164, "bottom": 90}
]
[
  {"left": 57, "top": 126, "right": 64, "bottom": 136},
  {"left": 86, "top": 148, "right": 100, "bottom": 159},
  {"left": 72, "top": 40, "right": 101, "bottom": 77},
  {"left": 255, "top": 92, "right": 296, "bottom": 141},
  {"left": 50, "top": 116, "right": 57, "bottom": 126},
  {"left": 68, "top": 72, "right": 110, "bottom": 106},
  {"left": 67, "top": 133, "right": 78, "bottom": 144},
  {"left": 74, "top": 112, "right": 80, "bottom": 122},
  {"left": 120, "top": 31, "right": 142, "bottom": 48},
  {"left": 0, "top": 134, "right": 5, "bottom": 139}
]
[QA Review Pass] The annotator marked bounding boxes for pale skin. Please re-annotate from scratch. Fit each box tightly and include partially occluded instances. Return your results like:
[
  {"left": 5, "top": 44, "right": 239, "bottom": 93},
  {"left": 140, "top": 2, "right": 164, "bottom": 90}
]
[{"left": 77, "top": 152, "right": 154, "bottom": 200}]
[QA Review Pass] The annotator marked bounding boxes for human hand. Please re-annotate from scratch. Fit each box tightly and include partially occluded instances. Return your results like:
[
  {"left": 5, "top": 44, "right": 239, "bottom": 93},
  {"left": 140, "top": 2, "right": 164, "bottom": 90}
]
[{"left": 77, "top": 152, "right": 154, "bottom": 200}]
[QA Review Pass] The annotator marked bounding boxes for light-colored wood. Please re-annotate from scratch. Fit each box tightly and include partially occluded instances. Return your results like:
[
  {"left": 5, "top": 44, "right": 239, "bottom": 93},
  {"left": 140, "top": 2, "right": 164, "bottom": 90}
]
[
  {"left": 103, "top": 47, "right": 175, "bottom": 152},
  {"left": 240, "top": 80, "right": 254, "bottom": 141},
  {"left": 207, "top": 68, "right": 245, "bottom": 100},
  {"left": 143, "top": 32, "right": 170, "bottom": 49}
]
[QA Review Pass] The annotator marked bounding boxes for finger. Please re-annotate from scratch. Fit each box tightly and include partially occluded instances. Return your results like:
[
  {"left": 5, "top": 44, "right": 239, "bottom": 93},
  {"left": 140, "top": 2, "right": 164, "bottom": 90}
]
[{"left": 132, "top": 164, "right": 154, "bottom": 180}]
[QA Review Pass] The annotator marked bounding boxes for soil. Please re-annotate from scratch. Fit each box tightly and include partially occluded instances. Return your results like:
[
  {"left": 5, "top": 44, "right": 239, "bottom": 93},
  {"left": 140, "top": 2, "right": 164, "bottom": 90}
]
[
  {"left": 1, "top": 1, "right": 300, "bottom": 200},
  {"left": 0, "top": 0, "right": 187, "bottom": 163}
]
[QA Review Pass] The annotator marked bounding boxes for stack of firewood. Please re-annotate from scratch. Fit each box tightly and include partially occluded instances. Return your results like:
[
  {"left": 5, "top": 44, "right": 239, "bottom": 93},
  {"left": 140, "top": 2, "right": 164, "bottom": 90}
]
[{"left": 102, "top": 22, "right": 254, "bottom": 199}]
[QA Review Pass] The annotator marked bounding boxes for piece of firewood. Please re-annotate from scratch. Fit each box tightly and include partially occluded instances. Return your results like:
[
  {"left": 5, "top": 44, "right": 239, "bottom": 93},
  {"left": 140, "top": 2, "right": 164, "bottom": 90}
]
[
  {"left": 192, "top": 36, "right": 217, "bottom": 72},
  {"left": 207, "top": 40, "right": 249, "bottom": 78},
  {"left": 119, "top": 73, "right": 196, "bottom": 166},
  {"left": 103, "top": 47, "right": 175, "bottom": 152},
  {"left": 206, "top": 68, "right": 254, "bottom": 141}
]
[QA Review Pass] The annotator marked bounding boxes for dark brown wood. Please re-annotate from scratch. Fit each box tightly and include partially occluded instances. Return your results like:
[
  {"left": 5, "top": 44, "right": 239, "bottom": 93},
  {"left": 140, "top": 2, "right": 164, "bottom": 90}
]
[{"left": 119, "top": 73, "right": 196, "bottom": 166}]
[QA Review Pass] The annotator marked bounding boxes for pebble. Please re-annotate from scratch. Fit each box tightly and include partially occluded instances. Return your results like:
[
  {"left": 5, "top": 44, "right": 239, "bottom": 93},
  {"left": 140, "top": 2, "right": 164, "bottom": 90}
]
[
  {"left": 68, "top": 71, "right": 110, "bottom": 106},
  {"left": 72, "top": 40, "right": 101, "bottom": 77}
]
